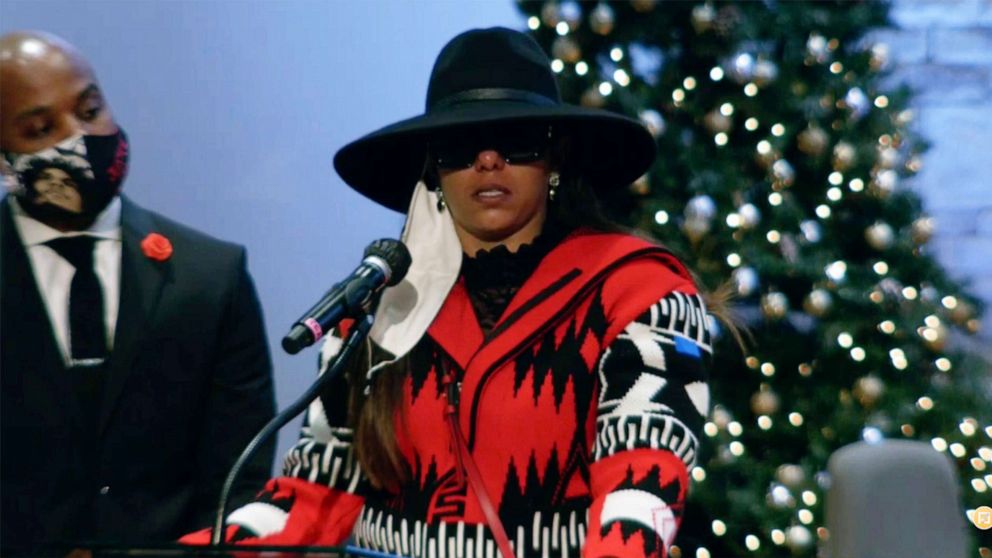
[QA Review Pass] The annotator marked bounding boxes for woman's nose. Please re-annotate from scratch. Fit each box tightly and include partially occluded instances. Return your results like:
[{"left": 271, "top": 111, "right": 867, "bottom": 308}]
[{"left": 474, "top": 149, "right": 507, "bottom": 171}]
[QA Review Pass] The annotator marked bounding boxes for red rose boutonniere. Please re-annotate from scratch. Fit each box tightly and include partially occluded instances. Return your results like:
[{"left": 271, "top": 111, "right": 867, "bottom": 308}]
[{"left": 141, "top": 232, "right": 173, "bottom": 262}]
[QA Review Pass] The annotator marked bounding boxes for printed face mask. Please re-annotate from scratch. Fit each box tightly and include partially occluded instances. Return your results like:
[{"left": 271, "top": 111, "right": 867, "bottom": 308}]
[{"left": 2, "top": 129, "right": 129, "bottom": 224}]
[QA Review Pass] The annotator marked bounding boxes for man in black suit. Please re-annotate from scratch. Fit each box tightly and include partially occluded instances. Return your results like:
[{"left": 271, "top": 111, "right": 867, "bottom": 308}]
[{"left": 0, "top": 31, "right": 277, "bottom": 555}]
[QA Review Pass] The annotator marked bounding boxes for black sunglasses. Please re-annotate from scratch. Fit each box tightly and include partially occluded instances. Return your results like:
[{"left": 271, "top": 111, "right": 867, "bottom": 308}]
[{"left": 430, "top": 124, "right": 553, "bottom": 169}]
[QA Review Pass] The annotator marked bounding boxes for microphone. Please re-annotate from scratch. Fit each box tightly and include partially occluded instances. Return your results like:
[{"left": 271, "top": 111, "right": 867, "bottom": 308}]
[{"left": 281, "top": 239, "right": 411, "bottom": 355}]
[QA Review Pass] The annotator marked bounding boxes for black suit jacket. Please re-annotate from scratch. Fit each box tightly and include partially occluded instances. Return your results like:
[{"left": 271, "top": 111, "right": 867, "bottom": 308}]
[{"left": 1, "top": 196, "right": 277, "bottom": 554}]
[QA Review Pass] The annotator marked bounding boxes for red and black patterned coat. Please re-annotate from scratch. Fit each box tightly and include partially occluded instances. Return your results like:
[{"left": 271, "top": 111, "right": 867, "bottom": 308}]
[{"left": 189, "top": 230, "right": 712, "bottom": 558}]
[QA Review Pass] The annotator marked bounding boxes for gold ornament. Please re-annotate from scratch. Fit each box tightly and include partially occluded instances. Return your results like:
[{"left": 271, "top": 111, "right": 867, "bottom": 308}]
[
  {"left": 803, "top": 288, "right": 833, "bottom": 317},
  {"left": 589, "top": 3, "right": 615, "bottom": 35},
  {"left": 703, "top": 109, "right": 732, "bottom": 134},
  {"left": 865, "top": 221, "right": 895, "bottom": 251},
  {"left": 580, "top": 86, "right": 606, "bottom": 108},
  {"left": 690, "top": 3, "right": 716, "bottom": 33},
  {"left": 910, "top": 217, "right": 936, "bottom": 245},
  {"left": 921, "top": 323, "right": 948, "bottom": 352},
  {"left": 630, "top": 0, "right": 658, "bottom": 13},
  {"left": 711, "top": 406, "right": 732, "bottom": 429},
  {"left": 853, "top": 375, "right": 885, "bottom": 407},
  {"left": 950, "top": 300, "right": 975, "bottom": 325},
  {"left": 551, "top": 36, "right": 581, "bottom": 63},
  {"left": 833, "top": 141, "right": 857, "bottom": 171},
  {"left": 775, "top": 464, "right": 806, "bottom": 488},
  {"left": 541, "top": 1, "right": 562, "bottom": 27},
  {"left": 751, "top": 388, "right": 781, "bottom": 415},
  {"left": 761, "top": 291, "right": 789, "bottom": 320},
  {"left": 798, "top": 126, "right": 829, "bottom": 156},
  {"left": 629, "top": 174, "right": 650, "bottom": 196}
]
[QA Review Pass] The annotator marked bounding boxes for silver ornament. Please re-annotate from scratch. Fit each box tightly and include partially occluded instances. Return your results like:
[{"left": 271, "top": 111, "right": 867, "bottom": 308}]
[
  {"left": 870, "top": 42, "right": 890, "bottom": 71},
  {"left": 761, "top": 291, "right": 789, "bottom": 320},
  {"left": 825, "top": 260, "right": 847, "bottom": 283},
  {"left": 733, "top": 266, "right": 760, "bottom": 297},
  {"left": 772, "top": 159, "right": 795, "bottom": 186},
  {"left": 768, "top": 483, "right": 795, "bottom": 509},
  {"left": 803, "top": 288, "right": 833, "bottom": 317},
  {"left": 878, "top": 146, "right": 900, "bottom": 169},
  {"left": 806, "top": 32, "right": 829, "bottom": 63},
  {"left": 844, "top": 87, "right": 871, "bottom": 120},
  {"left": 865, "top": 221, "right": 895, "bottom": 251},
  {"left": 559, "top": 1, "right": 582, "bottom": 29},
  {"left": 753, "top": 59, "right": 779, "bottom": 86},
  {"left": 800, "top": 220, "right": 822, "bottom": 243},
  {"left": 737, "top": 203, "right": 761, "bottom": 229},
  {"left": 685, "top": 194, "right": 717, "bottom": 221},
  {"left": 728, "top": 52, "right": 756, "bottom": 83},
  {"left": 639, "top": 109, "right": 666, "bottom": 137},
  {"left": 786, "top": 525, "right": 813, "bottom": 551},
  {"left": 873, "top": 169, "right": 898, "bottom": 197}
]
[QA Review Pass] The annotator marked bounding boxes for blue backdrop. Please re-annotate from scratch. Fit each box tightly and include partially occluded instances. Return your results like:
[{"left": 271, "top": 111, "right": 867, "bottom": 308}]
[{"left": 1, "top": 0, "right": 523, "bottom": 468}]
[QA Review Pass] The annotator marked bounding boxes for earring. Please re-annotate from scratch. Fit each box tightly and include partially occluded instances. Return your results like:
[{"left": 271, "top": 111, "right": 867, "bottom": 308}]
[
  {"left": 548, "top": 171, "right": 560, "bottom": 201},
  {"left": 436, "top": 189, "right": 446, "bottom": 212}
]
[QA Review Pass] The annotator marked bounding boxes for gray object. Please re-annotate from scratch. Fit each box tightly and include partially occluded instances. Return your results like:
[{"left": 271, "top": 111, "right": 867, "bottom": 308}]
[{"left": 825, "top": 439, "right": 968, "bottom": 558}]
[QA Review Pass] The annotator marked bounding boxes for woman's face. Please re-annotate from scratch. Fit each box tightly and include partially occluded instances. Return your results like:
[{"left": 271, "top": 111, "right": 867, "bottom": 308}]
[{"left": 434, "top": 124, "right": 552, "bottom": 255}]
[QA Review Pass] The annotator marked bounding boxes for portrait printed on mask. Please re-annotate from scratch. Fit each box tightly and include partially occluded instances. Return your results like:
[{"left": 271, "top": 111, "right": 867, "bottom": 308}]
[
  {"left": 3, "top": 133, "right": 98, "bottom": 216},
  {"left": 21, "top": 158, "right": 90, "bottom": 213}
]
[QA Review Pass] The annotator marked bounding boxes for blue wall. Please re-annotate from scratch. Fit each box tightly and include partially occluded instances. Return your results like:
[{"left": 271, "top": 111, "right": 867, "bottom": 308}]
[{"left": 1, "top": 0, "right": 524, "bottom": 468}]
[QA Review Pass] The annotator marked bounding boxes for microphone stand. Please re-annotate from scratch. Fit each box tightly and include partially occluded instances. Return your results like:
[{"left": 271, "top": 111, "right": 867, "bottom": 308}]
[{"left": 210, "top": 311, "right": 376, "bottom": 546}]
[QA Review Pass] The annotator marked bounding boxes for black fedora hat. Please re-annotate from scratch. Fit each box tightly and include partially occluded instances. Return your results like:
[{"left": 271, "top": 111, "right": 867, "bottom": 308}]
[{"left": 333, "top": 26, "right": 657, "bottom": 213}]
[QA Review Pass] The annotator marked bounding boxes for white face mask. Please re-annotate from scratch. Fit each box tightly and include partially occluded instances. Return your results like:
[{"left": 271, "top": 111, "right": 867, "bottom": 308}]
[{"left": 2, "top": 129, "right": 129, "bottom": 224}]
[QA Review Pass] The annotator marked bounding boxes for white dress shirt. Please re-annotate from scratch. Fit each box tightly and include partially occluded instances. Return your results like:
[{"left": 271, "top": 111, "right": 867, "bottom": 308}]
[{"left": 10, "top": 196, "right": 122, "bottom": 365}]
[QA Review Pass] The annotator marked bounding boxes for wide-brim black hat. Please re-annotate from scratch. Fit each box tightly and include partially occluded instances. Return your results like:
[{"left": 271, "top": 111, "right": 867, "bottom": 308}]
[{"left": 334, "top": 26, "right": 657, "bottom": 213}]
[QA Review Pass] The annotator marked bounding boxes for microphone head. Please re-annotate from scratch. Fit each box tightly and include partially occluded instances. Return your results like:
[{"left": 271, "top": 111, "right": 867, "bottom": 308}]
[{"left": 365, "top": 239, "right": 412, "bottom": 286}]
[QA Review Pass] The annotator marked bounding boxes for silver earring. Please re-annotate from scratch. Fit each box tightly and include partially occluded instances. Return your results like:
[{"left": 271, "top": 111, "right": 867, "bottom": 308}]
[
  {"left": 548, "top": 172, "right": 560, "bottom": 201},
  {"left": 436, "top": 189, "right": 446, "bottom": 212}
]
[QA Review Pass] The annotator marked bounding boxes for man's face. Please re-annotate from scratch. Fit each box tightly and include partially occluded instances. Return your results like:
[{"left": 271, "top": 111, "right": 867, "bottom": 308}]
[
  {"left": 33, "top": 167, "right": 82, "bottom": 212},
  {"left": 0, "top": 37, "right": 117, "bottom": 154}
]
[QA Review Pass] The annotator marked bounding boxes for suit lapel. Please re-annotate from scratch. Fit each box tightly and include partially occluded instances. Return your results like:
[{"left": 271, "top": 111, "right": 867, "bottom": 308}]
[{"left": 98, "top": 197, "right": 171, "bottom": 434}]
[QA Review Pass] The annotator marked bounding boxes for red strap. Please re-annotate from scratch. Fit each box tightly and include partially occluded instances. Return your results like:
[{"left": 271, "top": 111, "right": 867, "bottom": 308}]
[{"left": 442, "top": 370, "right": 515, "bottom": 558}]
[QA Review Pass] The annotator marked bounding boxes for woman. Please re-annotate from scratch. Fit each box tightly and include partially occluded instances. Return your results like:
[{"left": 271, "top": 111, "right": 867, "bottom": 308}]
[{"left": 187, "top": 27, "right": 714, "bottom": 558}]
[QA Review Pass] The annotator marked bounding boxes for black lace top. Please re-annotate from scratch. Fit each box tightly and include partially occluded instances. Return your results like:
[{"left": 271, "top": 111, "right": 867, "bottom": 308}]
[{"left": 460, "top": 224, "right": 571, "bottom": 336}]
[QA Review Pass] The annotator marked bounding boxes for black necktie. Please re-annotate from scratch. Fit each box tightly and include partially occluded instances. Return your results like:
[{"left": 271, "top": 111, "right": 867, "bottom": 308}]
[{"left": 45, "top": 236, "right": 108, "bottom": 365}]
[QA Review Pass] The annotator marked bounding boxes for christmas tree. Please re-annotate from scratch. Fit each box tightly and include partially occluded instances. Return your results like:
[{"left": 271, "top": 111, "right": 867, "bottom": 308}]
[{"left": 517, "top": 1, "right": 991, "bottom": 557}]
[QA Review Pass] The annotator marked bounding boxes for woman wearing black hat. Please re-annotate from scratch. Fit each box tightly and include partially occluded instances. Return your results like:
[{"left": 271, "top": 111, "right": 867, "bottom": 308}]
[{"left": 187, "top": 27, "right": 715, "bottom": 558}]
